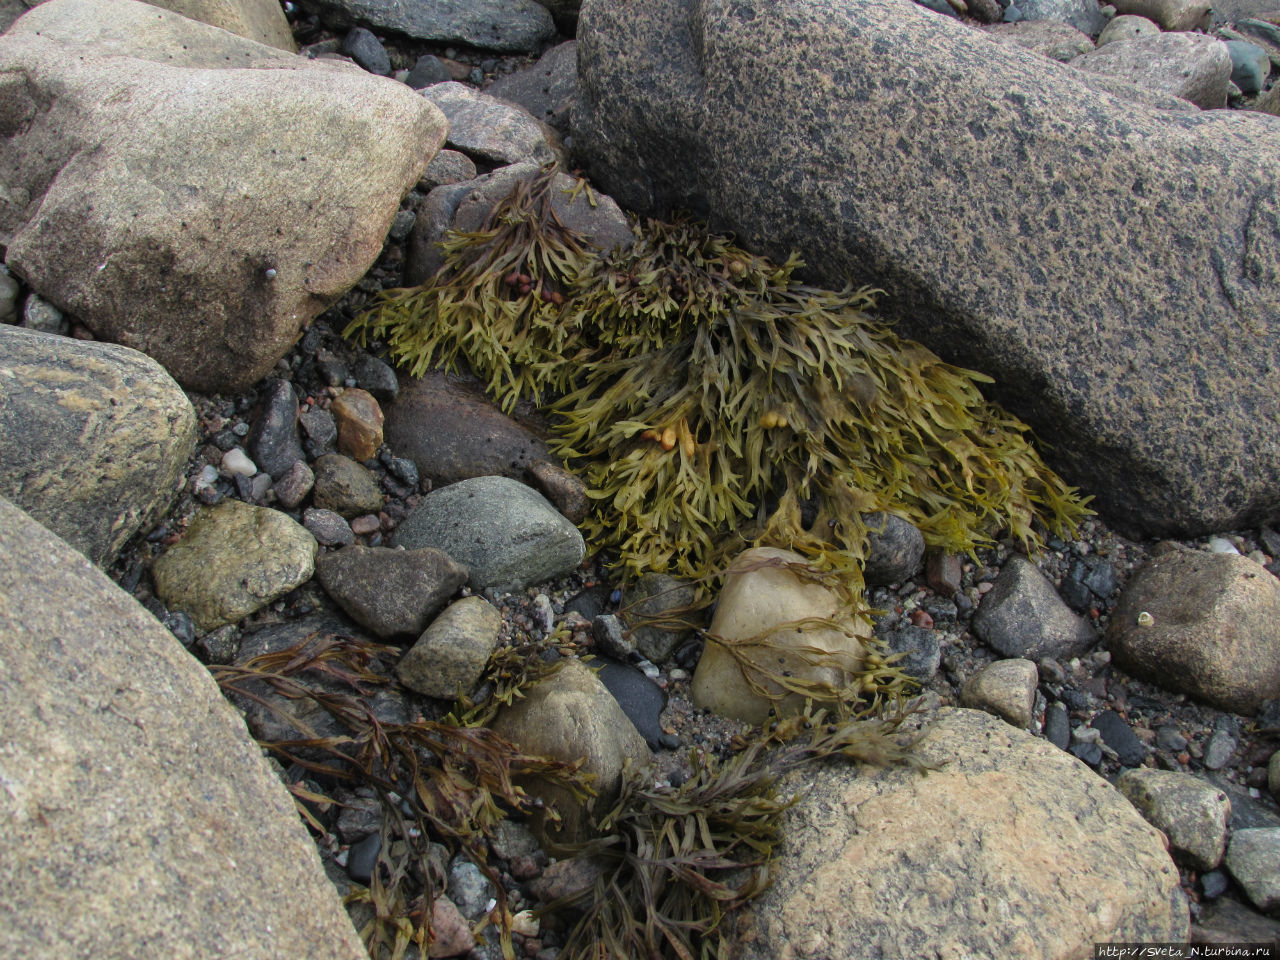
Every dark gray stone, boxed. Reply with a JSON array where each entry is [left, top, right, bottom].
[[392, 476, 585, 592], [303, 507, 355, 547], [352, 353, 399, 402], [300, 0, 556, 52], [620, 573, 700, 664], [314, 544, 468, 638], [248, 378, 305, 479], [1070, 741, 1103, 766], [406, 54, 453, 89], [488, 40, 578, 134], [973, 556, 1096, 660], [572, 0, 1280, 538], [1093, 709, 1148, 766], [593, 657, 667, 750], [346, 833, 381, 884], [341, 26, 390, 75], [300, 406, 338, 458], [1044, 701, 1071, 749], [861, 512, 926, 586], [1017, 0, 1105, 33], [881, 625, 941, 683]]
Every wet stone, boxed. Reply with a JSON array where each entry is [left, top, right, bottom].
[[347, 833, 381, 884], [351, 354, 398, 402], [593, 656, 667, 750], [973, 556, 1096, 661], [861, 512, 925, 586], [1093, 710, 1149, 767], [248, 378, 304, 479], [299, 406, 337, 458], [312, 454, 384, 519], [880, 625, 941, 683], [1044, 702, 1071, 750]]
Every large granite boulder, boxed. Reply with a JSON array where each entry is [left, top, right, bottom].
[[7, 0, 295, 47], [731, 708, 1187, 957], [0, 495, 366, 959], [0, 0, 446, 393], [573, 0, 1280, 537], [0, 326, 196, 567]]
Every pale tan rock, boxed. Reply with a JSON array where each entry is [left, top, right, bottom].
[[397, 596, 502, 699], [142, 0, 295, 50], [330, 387, 384, 463], [960, 658, 1038, 728], [151, 500, 317, 631], [489, 658, 649, 844], [0, 326, 195, 567], [0, 495, 366, 960], [427, 895, 475, 958], [0, 0, 445, 393], [1097, 13, 1162, 46], [1106, 544, 1280, 714], [1111, 0, 1212, 30], [1118, 769, 1231, 870], [731, 708, 1188, 958], [692, 546, 868, 726]]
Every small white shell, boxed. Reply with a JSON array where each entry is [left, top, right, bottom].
[[1136, 611, 1154, 627]]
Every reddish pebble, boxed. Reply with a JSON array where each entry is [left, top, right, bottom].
[[350, 514, 380, 536], [909, 608, 934, 629], [1177, 752, 1191, 766]]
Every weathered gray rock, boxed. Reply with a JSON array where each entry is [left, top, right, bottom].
[[405, 162, 634, 285], [0, 264, 19, 323], [311, 453, 384, 519], [1226, 39, 1272, 94], [982, 20, 1095, 60], [0, 0, 445, 393], [488, 40, 578, 134], [273, 459, 315, 509], [1016, 0, 1107, 34], [731, 708, 1187, 957], [1225, 828, 1280, 911], [1192, 897, 1280, 949], [0, 495, 366, 960], [620, 572, 699, 664], [1071, 33, 1232, 108], [973, 555, 1096, 660], [692, 546, 868, 725], [303, 507, 355, 547], [1118, 769, 1231, 870], [296, 0, 556, 52], [151, 500, 317, 632], [1111, 0, 1213, 30], [314, 544, 467, 638], [1096, 14, 1161, 46], [420, 82, 564, 166], [861, 512, 925, 586], [0, 326, 196, 567], [1106, 545, 1280, 714], [419, 149, 477, 189], [489, 658, 649, 843], [396, 596, 502, 699], [960, 658, 1038, 728], [393, 476, 585, 592], [19, 292, 65, 334], [573, 0, 1280, 537], [880, 623, 942, 682]]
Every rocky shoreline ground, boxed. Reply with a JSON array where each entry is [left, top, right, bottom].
[[3, 0, 1280, 957]]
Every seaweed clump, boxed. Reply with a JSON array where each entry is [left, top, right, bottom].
[[347, 165, 1089, 596]]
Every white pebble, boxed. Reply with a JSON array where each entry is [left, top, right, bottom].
[[511, 909, 539, 938], [221, 447, 257, 477], [668, 668, 688, 681], [532, 593, 556, 634], [1072, 725, 1102, 745], [1208, 537, 1240, 555], [194, 464, 219, 490]]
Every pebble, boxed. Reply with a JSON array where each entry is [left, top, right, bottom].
[[311, 453, 384, 518], [1070, 742, 1104, 767], [299, 406, 338, 458], [347, 833, 381, 884], [0, 264, 19, 323], [352, 354, 400, 401], [593, 656, 667, 749], [448, 855, 496, 919], [1092, 710, 1148, 767], [1209, 536, 1241, 554], [1204, 730, 1237, 771], [221, 447, 257, 477], [406, 54, 453, 88], [592, 613, 634, 659], [272, 459, 314, 509], [1225, 828, 1280, 911], [303, 507, 356, 547], [349, 514, 380, 536], [247, 379, 304, 479], [330, 388, 384, 463], [342, 26, 390, 76], [21, 293, 66, 334], [1043, 702, 1071, 750]]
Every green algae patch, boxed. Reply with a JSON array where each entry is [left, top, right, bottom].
[[348, 164, 1089, 597]]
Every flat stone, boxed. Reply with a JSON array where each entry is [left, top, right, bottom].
[[151, 500, 317, 631], [0, 494, 366, 960], [1225, 828, 1280, 911], [1071, 33, 1232, 109], [0, 0, 445, 393], [861, 512, 925, 586], [395, 595, 501, 699], [295, 0, 557, 52], [730, 708, 1188, 957], [1111, 0, 1213, 29], [0, 326, 196, 567], [247, 378, 304, 480], [572, 0, 1280, 536], [311, 453, 384, 519], [488, 40, 578, 134], [1118, 769, 1231, 870], [960, 658, 1038, 728], [420, 82, 562, 167], [314, 544, 468, 639], [392, 476, 585, 593], [273, 459, 315, 509], [1106, 545, 1280, 714], [973, 555, 1096, 660], [691, 546, 868, 726], [489, 658, 649, 844], [330, 388, 384, 463]]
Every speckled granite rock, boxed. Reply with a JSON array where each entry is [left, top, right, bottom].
[[296, 0, 556, 52], [419, 82, 564, 167], [1071, 33, 1232, 109], [0, 495, 366, 960], [973, 555, 1096, 660], [396, 595, 502, 698], [151, 500, 317, 631], [1107, 545, 1280, 714], [0, 0, 444, 393], [730, 708, 1188, 958], [1118, 768, 1231, 870], [0, 326, 196, 567], [573, 0, 1280, 537], [960, 658, 1038, 728], [314, 544, 467, 638]]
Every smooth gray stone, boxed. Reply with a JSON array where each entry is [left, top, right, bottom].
[[298, 0, 556, 52]]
